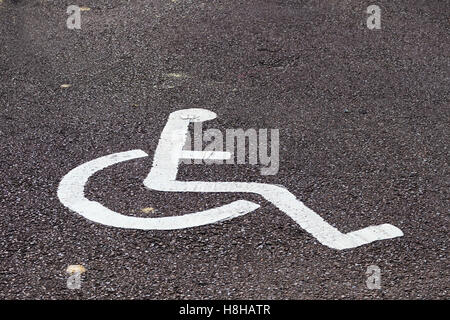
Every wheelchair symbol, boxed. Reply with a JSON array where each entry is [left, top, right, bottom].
[[58, 108, 403, 250]]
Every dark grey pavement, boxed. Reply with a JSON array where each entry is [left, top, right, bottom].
[[0, 0, 448, 299]]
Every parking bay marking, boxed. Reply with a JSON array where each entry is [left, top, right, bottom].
[[58, 108, 403, 250]]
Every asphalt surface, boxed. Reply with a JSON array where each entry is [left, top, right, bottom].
[[0, 0, 448, 299]]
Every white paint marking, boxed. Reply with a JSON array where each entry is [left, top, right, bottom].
[[143, 108, 403, 250], [181, 150, 231, 160], [57, 150, 259, 230], [58, 108, 403, 250]]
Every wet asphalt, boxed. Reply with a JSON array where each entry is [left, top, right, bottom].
[[0, 0, 448, 299]]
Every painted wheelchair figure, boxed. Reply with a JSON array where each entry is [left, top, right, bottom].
[[58, 109, 403, 250]]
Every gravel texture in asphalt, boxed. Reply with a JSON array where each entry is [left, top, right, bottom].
[[0, 0, 448, 299]]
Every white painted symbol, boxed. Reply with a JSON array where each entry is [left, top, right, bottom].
[[58, 109, 403, 250]]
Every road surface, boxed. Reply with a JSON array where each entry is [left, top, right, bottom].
[[0, 0, 448, 299]]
